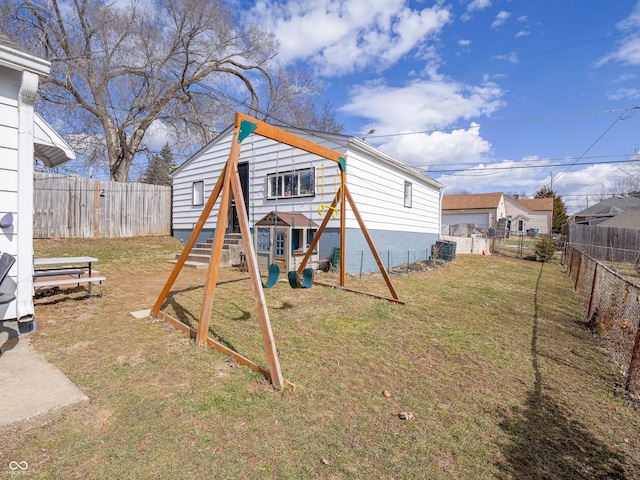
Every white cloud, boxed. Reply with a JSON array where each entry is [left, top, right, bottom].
[[597, 2, 640, 66], [378, 124, 492, 167], [491, 10, 510, 29], [245, 0, 451, 76], [515, 30, 530, 38], [432, 158, 547, 195], [494, 52, 519, 63], [607, 87, 640, 101], [467, 0, 492, 12], [140, 120, 175, 151], [341, 78, 503, 132], [340, 77, 503, 167]]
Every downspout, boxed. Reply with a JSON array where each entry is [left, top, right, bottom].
[[16, 70, 40, 322], [439, 187, 444, 239]]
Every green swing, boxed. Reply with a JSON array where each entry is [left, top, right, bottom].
[[287, 267, 314, 289], [262, 263, 280, 289]]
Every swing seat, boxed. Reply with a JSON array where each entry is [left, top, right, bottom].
[[288, 268, 314, 289], [262, 264, 280, 289]]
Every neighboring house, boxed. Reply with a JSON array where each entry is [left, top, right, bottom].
[[573, 196, 640, 226], [596, 209, 640, 229], [172, 123, 445, 273], [441, 192, 507, 235], [0, 35, 75, 337], [504, 196, 553, 235], [442, 192, 553, 236]]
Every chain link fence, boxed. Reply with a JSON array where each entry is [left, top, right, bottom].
[[326, 246, 455, 277], [564, 244, 640, 397]]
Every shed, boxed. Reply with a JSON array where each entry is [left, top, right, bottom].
[[0, 35, 75, 337], [172, 123, 444, 273]]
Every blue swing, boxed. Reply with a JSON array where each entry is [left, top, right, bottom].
[[287, 267, 314, 289], [262, 263, 280, 289]]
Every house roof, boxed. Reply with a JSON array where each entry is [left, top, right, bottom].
[[518, 197, 553, 212], [597, 210, 640, 228], [34, 113, 76, 167], [442, 192, 503, 210], [573, 196, 640, 217], [255, 211, 318, 228], [0, 34, 50, 76]]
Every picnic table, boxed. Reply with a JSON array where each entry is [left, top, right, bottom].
[[33, 256, 105, 296]]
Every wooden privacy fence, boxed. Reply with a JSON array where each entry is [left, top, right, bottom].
[[34, 172, 171, 238], [569, 223, 640, 262]]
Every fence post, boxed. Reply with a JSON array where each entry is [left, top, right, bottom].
[[587, 263, 598, 321], [407, 251, 410, 273], [574, 251, 583, 290], [359, 250, 364, 278], [626, 328, 640, 396]]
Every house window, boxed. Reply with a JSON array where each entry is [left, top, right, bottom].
[[267, 168, 315, 199], [404, 181, 412, 208], [192, 181, 204, 206], [257, 228, 270, 252], [517, 218, 525, 232]]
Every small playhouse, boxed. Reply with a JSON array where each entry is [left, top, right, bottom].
[[254, 211, 320, 273]]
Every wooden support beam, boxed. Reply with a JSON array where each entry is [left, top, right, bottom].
[[154, 310, 272, 379], [230, 163, 284, 389], [339, 171, 346, 287], [312, 281, 405, 305], [344, 186, 401, 302], [196, 135, 241, 345], [235, 113, 344, 165], [297, 190, 341, 274], [150, 164, 227, 318]]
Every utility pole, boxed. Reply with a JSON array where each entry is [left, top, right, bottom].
[[550, 170, 553, 191]]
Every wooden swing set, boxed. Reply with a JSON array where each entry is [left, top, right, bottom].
[[150, 112, 403, 389]]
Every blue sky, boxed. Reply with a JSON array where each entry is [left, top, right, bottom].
[[238, 0, 640, 213]]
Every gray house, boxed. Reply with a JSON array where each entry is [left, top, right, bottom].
[[573, 196, 640, 226]]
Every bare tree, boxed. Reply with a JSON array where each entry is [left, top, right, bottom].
[[2, 0, 278, 181], [259, 67, 343, 133]]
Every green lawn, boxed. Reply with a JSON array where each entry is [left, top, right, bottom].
[[2, 237, 639, 479]]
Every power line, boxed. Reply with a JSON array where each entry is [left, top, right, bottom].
[[366, 106, 637, 139], [429, 157, 638, 175]]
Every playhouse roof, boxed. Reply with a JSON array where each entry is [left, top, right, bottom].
[[255, 211, 318, 228]]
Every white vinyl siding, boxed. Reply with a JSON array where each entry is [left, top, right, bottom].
[[171, 126, 442, 237]]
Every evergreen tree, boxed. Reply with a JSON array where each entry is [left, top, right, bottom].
[[142, 143, 177, 186], [534, 186, 568, 233]]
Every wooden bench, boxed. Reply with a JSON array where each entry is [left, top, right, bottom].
[[33, 276, 106, 297]]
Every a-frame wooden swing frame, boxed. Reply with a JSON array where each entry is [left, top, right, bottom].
[[150, 112, 403, 389]]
